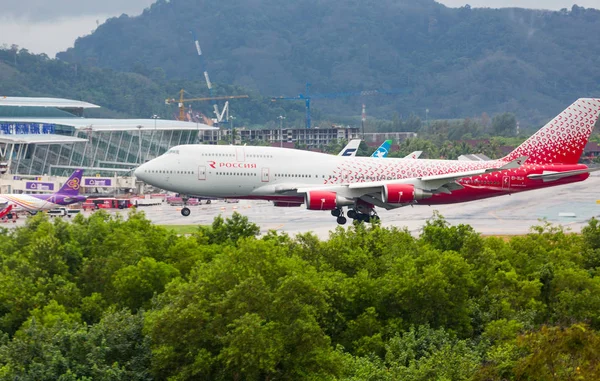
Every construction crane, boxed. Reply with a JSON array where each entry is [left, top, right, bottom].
[[271, 82, 410, 129], [190, 31, 219, 117], [165, 89, 248, 122], [190, 30, 248, 125]]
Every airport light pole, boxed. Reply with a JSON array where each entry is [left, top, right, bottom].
[[278, 115, 286, 147], [229, 116, 236, 145], [152, 114, 160, 130], [137, 125, 143, 164]]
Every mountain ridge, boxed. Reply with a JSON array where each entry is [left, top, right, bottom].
[[5, 1, 600, 127]]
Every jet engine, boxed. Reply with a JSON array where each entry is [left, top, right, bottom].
[[382, 184, 432, 204], [304, 191, 353, 210]]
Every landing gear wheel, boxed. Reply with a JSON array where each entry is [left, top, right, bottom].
[[331, 208, 342, 217], [347, 209, 358, 219], [206, 199, 211, 204], [181, 207, 191, 217], [371, 214, 380, 222], [29, 211, 38, 216], [336, 216, 347, 225]]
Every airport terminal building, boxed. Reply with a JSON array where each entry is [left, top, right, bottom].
[[0, 97, 215, 177]]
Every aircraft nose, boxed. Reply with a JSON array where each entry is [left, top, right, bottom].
[[134, 163, 148, 182]]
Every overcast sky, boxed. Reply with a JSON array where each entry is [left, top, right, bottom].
[[0, 0, 598, 57]]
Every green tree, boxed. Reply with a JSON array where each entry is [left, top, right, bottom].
[[219, 313, 284, 380], [492, 113, 517, 136], [112, 257, 180, 311], [515, 324, 600, 380], [199, 212, 260, 245]]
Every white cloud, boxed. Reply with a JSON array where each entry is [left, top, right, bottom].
[[0, 0, 154, 21], [0, 15, 111, 57], [0, 0, 154, 57]]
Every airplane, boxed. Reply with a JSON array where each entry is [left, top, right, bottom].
[[134, 98, 600, 224], [372, 139, 422, 159], [372, 139, 392, 158], [338, 139, 361, 156], [340, 139, 409, 159], [340, 139, 412, 159], [0, 169, 87, 217]]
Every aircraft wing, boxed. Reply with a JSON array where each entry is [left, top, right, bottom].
[[347, 156, 525, 192], [288, 156, 526, 209]]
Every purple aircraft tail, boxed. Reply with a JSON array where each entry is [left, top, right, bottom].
[[57, 169, 83, 196]]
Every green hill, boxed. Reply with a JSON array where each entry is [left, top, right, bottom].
[[53, 0, 600, 127], [0, 49, 307, 127]]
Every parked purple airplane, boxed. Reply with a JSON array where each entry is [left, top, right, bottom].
[[0, 169, 87, 216]]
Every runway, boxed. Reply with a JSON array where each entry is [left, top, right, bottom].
[[4, 174, 600, 239], [115, 173, 600, 238]]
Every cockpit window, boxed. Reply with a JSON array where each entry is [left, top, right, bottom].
[[166, 149, 180, 155]]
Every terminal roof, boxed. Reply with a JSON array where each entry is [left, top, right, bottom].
[[0, 134, 87, 145], [0, 96, 100, 109], [0, 118, 216, 131]]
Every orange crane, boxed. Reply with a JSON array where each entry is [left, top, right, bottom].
[[165, 89, 248, 122]]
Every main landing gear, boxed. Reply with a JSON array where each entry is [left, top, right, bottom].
[[347, 209, 379, 223], [331, 208, 347, 225], [331, 201, 380, 224], [331, 207, 380, 225]]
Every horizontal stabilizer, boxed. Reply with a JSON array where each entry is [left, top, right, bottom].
[[494, 156, 528, 171], [527, 167, 600, 182], [404, 151, 423, 159]]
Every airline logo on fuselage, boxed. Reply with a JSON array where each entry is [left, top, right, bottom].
[[208, 161, 257, 169]]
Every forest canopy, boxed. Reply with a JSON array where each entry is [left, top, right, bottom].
[[1, 210, 600, 379]]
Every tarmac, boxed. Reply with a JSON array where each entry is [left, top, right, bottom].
[[4, 174, 600, 239]]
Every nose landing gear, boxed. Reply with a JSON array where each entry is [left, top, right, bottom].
[[180, 195, 192, 217]]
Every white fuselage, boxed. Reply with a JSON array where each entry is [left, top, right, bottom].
[[135, 144, 504, 200], [0, 194, 62, 213]]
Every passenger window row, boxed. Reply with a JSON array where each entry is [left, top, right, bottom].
[[199, 153, 274, 158], [201, 153, 235, 157], [275, 174, 319, 178], [145, 170, 194, 174], [216, 172, 257, 177]]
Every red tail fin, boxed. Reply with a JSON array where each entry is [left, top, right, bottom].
[[502, 98, 600, 165], [0, 205, 13, 218]]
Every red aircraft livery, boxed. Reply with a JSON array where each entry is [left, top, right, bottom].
[[135, 98, 600, 224]]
